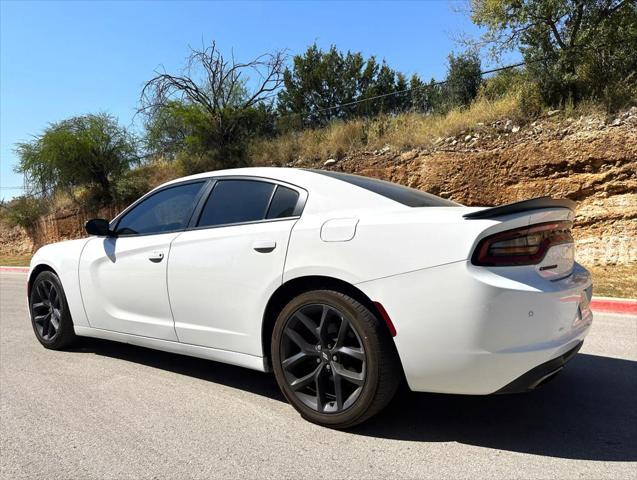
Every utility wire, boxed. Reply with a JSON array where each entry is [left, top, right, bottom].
[[311, 61, 528, 115]]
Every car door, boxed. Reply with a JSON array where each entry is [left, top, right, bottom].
[[79, 180, 207, 340], [167, 177, 306, 356]]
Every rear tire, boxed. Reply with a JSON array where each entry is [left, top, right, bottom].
[[29, 271, 76, 350], [272, 290, 400, 428]]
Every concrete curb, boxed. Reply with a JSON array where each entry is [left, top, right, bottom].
[[1, 265, 636, 315]]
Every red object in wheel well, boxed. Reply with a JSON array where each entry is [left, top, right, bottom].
[[373, 301, 397, 337]]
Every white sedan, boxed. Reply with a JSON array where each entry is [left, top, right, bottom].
[[28, 167, 593, 428]]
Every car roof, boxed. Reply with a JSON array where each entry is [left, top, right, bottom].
[[156, 167, 405, 215], [160, 166, 320, 188]]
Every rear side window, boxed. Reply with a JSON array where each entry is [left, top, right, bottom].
[[114, 182, 205, 235], [266, 186, 299, 219], [313, 170, 459, 207], [197, 180, 275, 227]]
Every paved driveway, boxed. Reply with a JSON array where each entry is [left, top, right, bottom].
[[1, 271, 635, 479]]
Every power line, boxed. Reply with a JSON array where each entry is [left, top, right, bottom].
[[311, 61, 528, 115]]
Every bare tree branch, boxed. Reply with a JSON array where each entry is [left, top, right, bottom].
[[140, 41, 287, 118]]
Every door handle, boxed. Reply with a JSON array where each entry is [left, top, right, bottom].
[[148, 251, 165, 262], [253, 240, 277, 253]]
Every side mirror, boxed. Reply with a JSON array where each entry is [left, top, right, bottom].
[[85, 218, 114, 237]]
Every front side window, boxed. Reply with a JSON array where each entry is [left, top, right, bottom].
[[114, 182, 205, 235], [197, 180, 276, 227]]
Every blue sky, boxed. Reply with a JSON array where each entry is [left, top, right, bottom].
[[1, 0, 506, 201]]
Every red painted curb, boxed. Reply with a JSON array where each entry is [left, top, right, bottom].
[[590, 298, 637, 315], [0, 266, 29, 273]]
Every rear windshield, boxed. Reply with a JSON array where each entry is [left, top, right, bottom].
[[312, 170, 460, 207]]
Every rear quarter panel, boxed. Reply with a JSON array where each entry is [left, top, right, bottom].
[[284, 208, 496, 284]]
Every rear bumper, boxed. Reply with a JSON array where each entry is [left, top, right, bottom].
[[357, 261, 593, 394], [495, 340, 583, 394]]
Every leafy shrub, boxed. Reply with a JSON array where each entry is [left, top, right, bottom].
[[479, 69, 527, 100], [112, 159, 185, 205], [113, 171, 152, 206], [2, 196, 49, 231], [479, 69, 543, 118], [518, 82, 545, 118]]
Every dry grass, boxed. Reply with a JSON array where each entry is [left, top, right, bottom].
[[587, 265, 637, 299], [0, 255, 31, 267], [250, 94, 524, 165]]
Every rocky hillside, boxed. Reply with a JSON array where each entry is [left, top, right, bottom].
[[2, 108, 635, 293], [298, 108, 637, 268]]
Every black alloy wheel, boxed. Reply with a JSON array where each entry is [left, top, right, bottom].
[[30, 271, 76, 349], [31, 278, 62, 341], [272, 290, 401, 429], [280, 303, 366, 413]]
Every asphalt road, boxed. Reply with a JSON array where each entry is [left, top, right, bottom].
[[1, 271, 636, 479]]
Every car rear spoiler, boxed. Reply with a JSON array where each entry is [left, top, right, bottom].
[[463, 196, 576, 220]]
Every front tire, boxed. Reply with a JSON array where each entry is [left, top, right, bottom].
[[272, 290, 400, 428], [29, 271, 76, 349]]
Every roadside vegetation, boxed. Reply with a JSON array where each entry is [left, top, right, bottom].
[[249, 90, 527, 165]]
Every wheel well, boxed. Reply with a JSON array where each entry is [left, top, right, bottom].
[[261, 275, 393, 368], [28, 264, 56, 297]]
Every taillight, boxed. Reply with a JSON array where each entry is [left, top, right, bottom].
[[471, 221, 573, 266]]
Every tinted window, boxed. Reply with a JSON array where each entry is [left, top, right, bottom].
[[266, 186, 299, 219], [197, 180, 275, 227], [115, 182, 205, 235], [313, 170, 460, 207]]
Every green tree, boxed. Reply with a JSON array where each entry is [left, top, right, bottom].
[[409, 75, 447, 113], [445, 52, 483, 108], [277, 44, 409, 127], [471, 0, 637, 107], [140, 41, 284, 173], [15, 113, 137, 205], [144, 101, 276, 167]]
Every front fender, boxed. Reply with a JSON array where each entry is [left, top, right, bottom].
[[29, 238, 91, 328]]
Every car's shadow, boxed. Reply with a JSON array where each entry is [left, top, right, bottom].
[[71, 339, 636, 462]]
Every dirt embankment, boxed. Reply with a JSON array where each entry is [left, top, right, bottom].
[[0, 206, 121, 261], [305, 108, 637, 269]]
